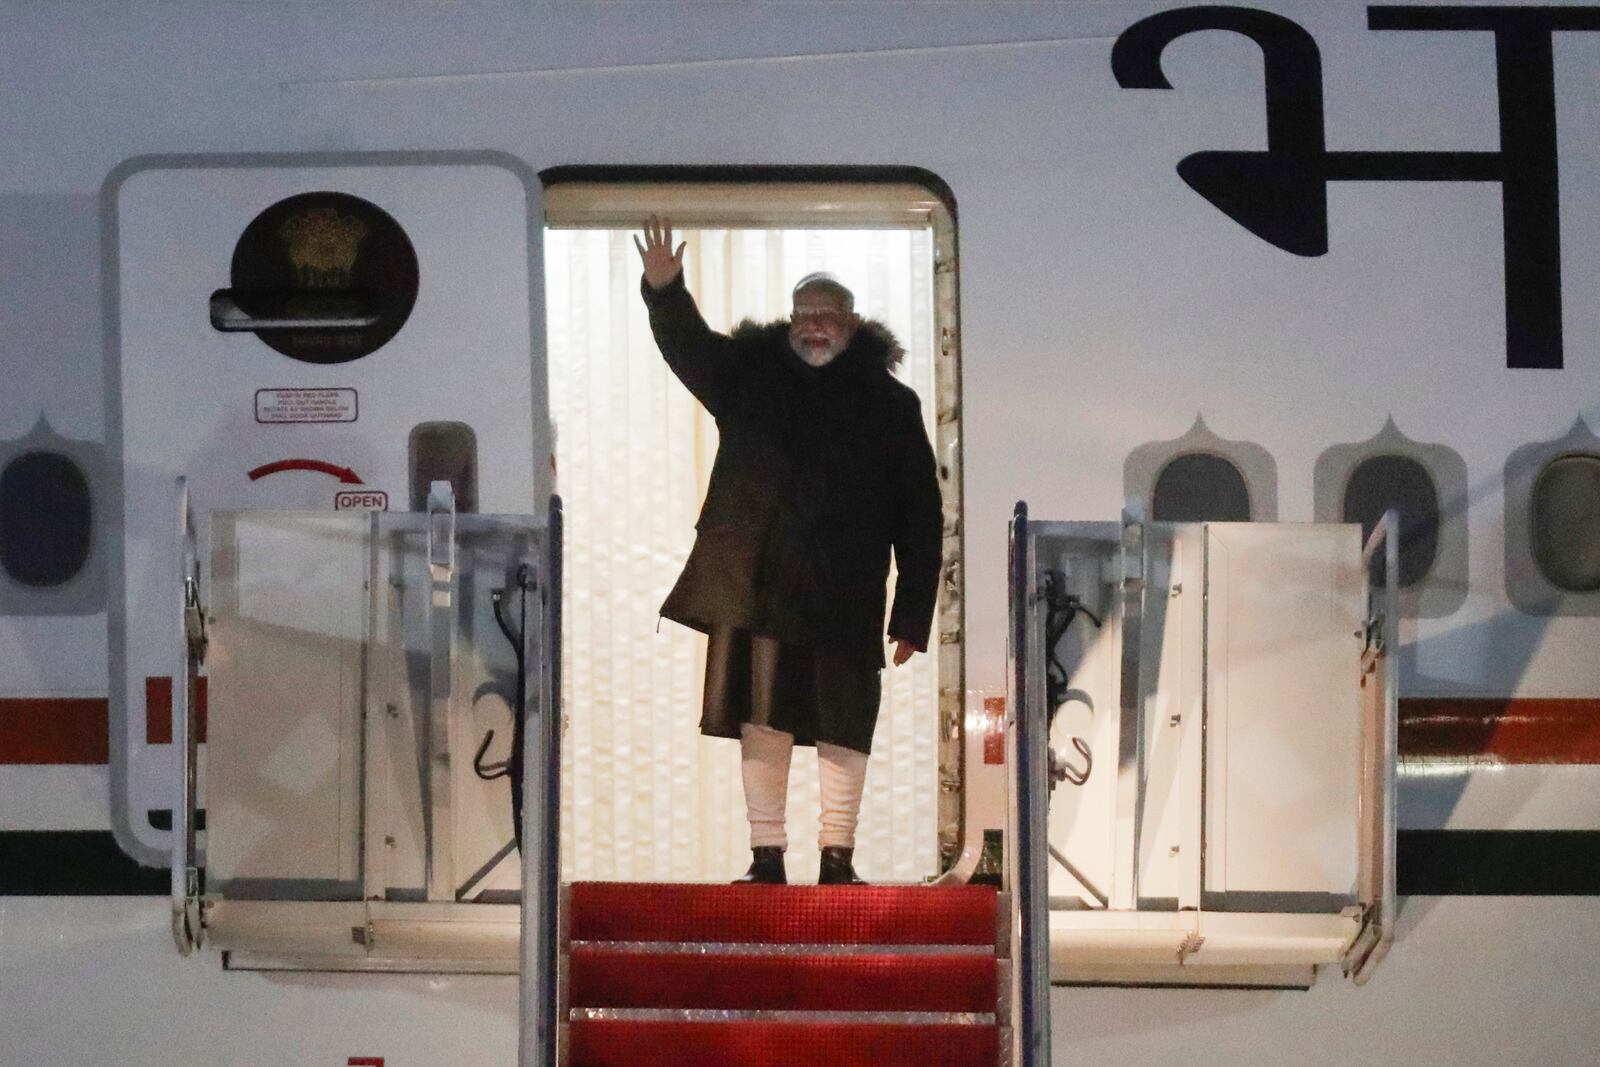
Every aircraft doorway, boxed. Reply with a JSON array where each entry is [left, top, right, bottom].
[[543, 176, 964, 884]]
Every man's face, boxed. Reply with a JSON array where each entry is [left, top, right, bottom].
[[789, 289, 857, 367]]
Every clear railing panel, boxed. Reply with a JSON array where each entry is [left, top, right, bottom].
[[178, 503, 556, 973], [1007, 503, 1398, 993]]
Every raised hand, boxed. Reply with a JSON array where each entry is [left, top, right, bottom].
[[634, 214, 686, 290]]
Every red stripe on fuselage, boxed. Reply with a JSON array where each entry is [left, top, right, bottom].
[[0, 698, 108, 764], [2, 695, 1599, 765], [144, 676, 206, 747], [0, 679, 208, 764], [144, 677, 172, 744], [1400, 697, 1600, 764]]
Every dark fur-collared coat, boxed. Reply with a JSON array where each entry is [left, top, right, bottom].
[[643, 273, 943, 669]]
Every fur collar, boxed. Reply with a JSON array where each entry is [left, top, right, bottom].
[[732, 317, 905, 372]]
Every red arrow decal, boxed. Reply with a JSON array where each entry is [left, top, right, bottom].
[[247, 459, 364, 485]]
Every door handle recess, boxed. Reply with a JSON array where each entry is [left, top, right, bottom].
[[209, 289, 380, 331]]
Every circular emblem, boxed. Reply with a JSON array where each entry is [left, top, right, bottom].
[[230, 191, 419, 364]]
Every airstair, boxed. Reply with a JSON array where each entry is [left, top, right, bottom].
[[168, 492, 1394, 1067], [561, 882, 1001, 1067], [167, 491, 1031, 1064]]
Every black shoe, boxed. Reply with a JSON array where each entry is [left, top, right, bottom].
[[819, 846, 868, 886], [734, 846, 786, 884]]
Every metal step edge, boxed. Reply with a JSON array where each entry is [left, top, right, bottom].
[[566, 940, 994, 956], [570, 1008, 997, 1026]]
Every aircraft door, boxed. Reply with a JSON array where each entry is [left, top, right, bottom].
[[105, 153, 549, 868]]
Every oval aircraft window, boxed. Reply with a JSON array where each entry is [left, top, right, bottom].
[[1531, 454, 1600, 593], [1342, 454, 1440, 588], [1151, 452, 1250, 522], [0, 451, 92, 588], [229, 191, 419, 364], [409, 421, 478, 513]]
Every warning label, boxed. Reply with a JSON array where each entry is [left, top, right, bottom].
[[256, 388, 359, 424], [335, 490, 389, 511]]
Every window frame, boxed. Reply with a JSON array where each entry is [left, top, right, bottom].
[[1124, 414, 1279, 523], [1529, 452, 1600, 594], [0, 418, 106, 616], [1150, 451, 1253, 523], [1504, 419, 1600, 617], [1312, 419, 1467, 619], [0, 448, 94, 589], [1340, 453, 1443, 591]]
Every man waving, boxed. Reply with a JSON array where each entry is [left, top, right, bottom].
[[637, 216, 943, 886]]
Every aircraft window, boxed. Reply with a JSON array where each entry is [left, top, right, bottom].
[[1342, 454, 1440, 588], [409, 422, 478, 513], [0, 450, 92, 588], [1531, 454, 1600, 593], [1151, 453, 1250, 522]]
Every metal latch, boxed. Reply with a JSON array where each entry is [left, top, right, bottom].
[[183, 575, 207, 663], [427, 480, 457, 606]]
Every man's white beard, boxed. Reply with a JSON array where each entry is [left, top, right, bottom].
[[795, 339, 843, 367]]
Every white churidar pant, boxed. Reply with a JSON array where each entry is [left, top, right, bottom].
[[740, 722, 869, 850]]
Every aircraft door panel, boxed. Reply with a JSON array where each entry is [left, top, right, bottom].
[[1135, 525, 1203, 909], [1202, 524, 1363, 908], [106, 153, 547, 866], [206, 512, 365, 897]]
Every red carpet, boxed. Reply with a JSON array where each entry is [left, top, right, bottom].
[[566, 883, 1002, 1067]]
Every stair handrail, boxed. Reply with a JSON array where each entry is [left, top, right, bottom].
[[519, 495, 564, 1067], [170, 476, 204, 956], [1349, 508, 1399, 984], [1007, 501, 1052, 1067]]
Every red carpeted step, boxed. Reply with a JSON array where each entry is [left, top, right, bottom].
[[568, 1020, 999, 1067], [568, 883, 998, 946], [570, 946, 997, 1013]]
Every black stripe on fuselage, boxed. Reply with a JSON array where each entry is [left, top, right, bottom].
[[0, 831, 166, 895], [1397, 830, 1600, 895], [3, 830, 1600, 896]]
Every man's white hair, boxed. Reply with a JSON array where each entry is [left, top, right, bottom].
[[792, 272, 855, 314]]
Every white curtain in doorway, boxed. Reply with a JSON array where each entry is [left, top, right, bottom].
[[546, 227, 939, 884]]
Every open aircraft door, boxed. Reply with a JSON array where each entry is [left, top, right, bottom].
[[1007, 503, 1398, 992], [104, 153, 558, 973]]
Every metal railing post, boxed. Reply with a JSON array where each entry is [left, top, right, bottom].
[[519, 496, 563, 1067], [1008, 501, 1052, 1066], [170, 476, 203, 955], [424, 481, 459, 902], [1351, 509, 1399, 983], [1111, 505, 1146, 910]]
